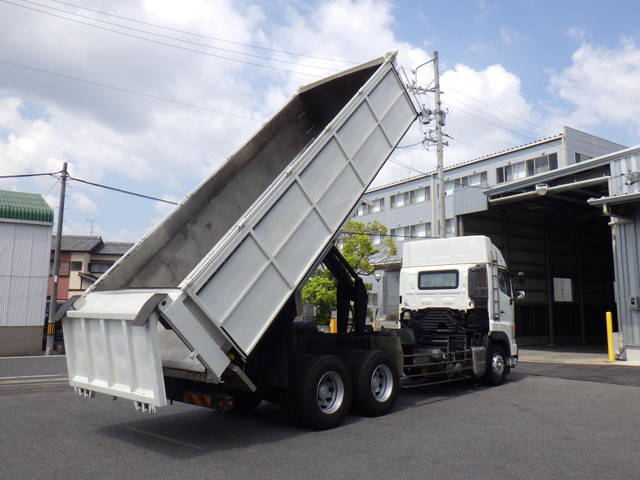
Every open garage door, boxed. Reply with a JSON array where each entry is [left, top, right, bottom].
[[460, 164, 616, 347]]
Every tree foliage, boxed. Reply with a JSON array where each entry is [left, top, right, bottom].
[[301, 220, 396, 322]]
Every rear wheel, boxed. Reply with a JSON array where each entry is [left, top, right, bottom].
[[349, 350, 399, 417], [291, 354, 352, 430], [484, 345, 508, 386]]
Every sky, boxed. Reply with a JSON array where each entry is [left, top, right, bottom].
[[1, 0, 639, 242]]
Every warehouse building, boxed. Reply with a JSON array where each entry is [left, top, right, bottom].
[[0, 190, 53, 354], [356, 127, 640, 359]]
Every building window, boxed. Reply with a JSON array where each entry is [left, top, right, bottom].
[[574, 152, 592, 163], [444, 172, 488, 195], [445, 218, 455, 237], [391, 186, 430, 209], [89, 262, 114, 274], [391, 222, 431, 242], [70, 261, 83, 271], [390, 226, 406, 241], [371, 198, 384, 213], [410, 186, 430, 204], [355, 203, 368, 217], [371, 234, 382, 245], [368, 293, 378, 306], [390, 192, 409, 208], [496, 153, 558, 184]]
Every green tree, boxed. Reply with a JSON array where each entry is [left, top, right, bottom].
[[301, 220, 396, 322]]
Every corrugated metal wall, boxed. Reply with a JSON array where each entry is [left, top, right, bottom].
[[0, 221, 52, 327], [609, 153, 640, 348], [612, 215, 640, 346], [610, 152, 640, 197]]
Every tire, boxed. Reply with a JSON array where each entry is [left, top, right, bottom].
[[483, 344, 508, 386], [349, 350, 399, 416], [230, 391, 262, 413], [291, 355, 352, 430]]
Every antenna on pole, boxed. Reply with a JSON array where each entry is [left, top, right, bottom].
[[86, 218, 96, 235]]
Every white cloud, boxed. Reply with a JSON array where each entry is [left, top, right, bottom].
[[0, 0, 542, 239], [549, 40, 640, 137]]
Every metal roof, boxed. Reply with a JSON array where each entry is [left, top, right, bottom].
[[0, 190, 54, 223]]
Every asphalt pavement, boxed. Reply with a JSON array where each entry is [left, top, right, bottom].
[[1, 361, 640, 480]]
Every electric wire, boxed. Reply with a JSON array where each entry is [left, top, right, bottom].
[[68, 176, 179, 205], [47, 0, 358, 65], [0, 0, 324, 77], [0, 58, 261, 121], [0, 171, 59, 179], [444, 96, 537, 142], [17, 0, 341, 73], [445, 93, 541, 140], [446, 85, 557, 136]]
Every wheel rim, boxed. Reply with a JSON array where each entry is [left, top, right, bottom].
[[316, 371, 344, 414], [370, 364, 393, 403], [491, 352, 505, 377]]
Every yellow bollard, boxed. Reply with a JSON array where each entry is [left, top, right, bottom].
[[606, 311, 615, 362], [329, 318, 337, 334]]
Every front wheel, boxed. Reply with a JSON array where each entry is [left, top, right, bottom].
[[292, 355, 352, 430], [483, 345, 508, 386]]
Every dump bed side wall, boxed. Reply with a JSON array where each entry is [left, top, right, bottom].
[[185, 61, 416, 355], [93, 66, 380, 291]]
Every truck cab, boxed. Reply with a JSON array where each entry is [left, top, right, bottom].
[[398, 235, 518, 385]]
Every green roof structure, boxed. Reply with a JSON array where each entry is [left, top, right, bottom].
[[0, 190, 54, 223]]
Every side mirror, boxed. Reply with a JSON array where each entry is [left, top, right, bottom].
[[515, 290, 525, 301], [514, 271, 525, 286]]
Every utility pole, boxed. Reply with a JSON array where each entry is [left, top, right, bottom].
[[46, 162, 68, 355], [433, 51, 446, 238]]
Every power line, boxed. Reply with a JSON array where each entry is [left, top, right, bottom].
[[446, 85, 556, 135], [47, 0, 358, 65], [0, 171, 58, 179], [444, 97, 537, 142], [68, 175, 179, 205], [17, 0, 340, 73], [445, 94, 540, 140], [444, 134, 488, 155], [0, 58, 261, 121], [1, 0, 324, 78]]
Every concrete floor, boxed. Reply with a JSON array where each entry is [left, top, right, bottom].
[[519, 345, 617, 365]]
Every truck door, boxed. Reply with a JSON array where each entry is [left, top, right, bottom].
[[497, 268, 514, 326]]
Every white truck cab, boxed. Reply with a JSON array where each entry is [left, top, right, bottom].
[[398, 236, 519, 383]]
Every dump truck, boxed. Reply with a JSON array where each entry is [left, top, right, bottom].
[[60, 52, 517, 430]]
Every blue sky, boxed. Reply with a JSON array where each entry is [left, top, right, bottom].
[[1, 0, 639, 241]]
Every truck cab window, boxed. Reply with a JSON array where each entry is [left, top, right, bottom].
[[498, 269, 511, 297], [418, 270, 458, 289]]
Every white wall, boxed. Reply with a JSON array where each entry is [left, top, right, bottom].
[[0, 220, 52, 327]]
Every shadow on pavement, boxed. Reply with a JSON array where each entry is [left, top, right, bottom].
[[514, 361, 640, 387], [97, 400, 363, 459]]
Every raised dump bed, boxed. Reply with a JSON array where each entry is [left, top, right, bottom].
[[62, 51, 417, 412]]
